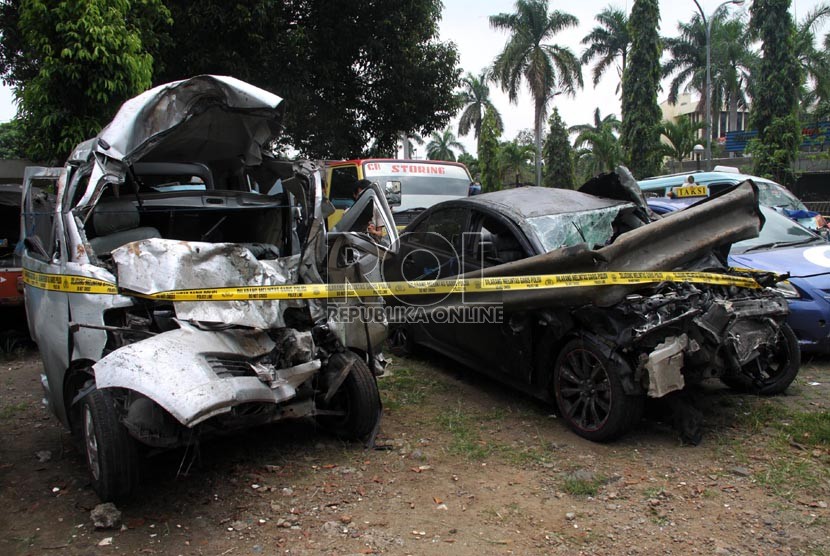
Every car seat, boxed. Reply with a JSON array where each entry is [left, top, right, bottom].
[[88, 199, 161, 255]]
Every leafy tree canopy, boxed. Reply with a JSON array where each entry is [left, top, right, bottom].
[[1, 0, 170, 161], [457, 70, 503, 142], [580, 6, 629, 92], [489, 0, 582, 186], [154, 0, 460, 159], [426, 128, 465, 161], [542, 107, 574, 189], [0, 0, 459, 161], [750, 0, 802, 184], [0, 118, 27, 159], [478, 106, 502, 192], [660, 116, 705, 168], [620, 0, 662, 178]]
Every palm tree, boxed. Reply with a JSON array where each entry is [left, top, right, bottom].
[[793, 3, 830, 113], [580, 6, 629, 94], [426, 128, 465, 161], [568, 107, 621, 138], [663, 8, 754, 141], [457, 71, 503, 142], [497, 140, 535, 186], [490, 0, 583, 187], [660, 116, 706, 170], [571, 108, 622, 176]]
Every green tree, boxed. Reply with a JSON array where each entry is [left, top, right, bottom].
[[542, 108, 575, 189], [0, 119, 27, 159], [3, 0, 169, 161], [663, 8, 754, 146], [580, 6, 629, 94], [457, 71, 503, 142], [620, 0, 662, 178], [793, 3, 830, 114], [489, 0, 583, 187], [153, 0, 460, 158], [426, 128, 465, 161], [660, 116, 706, 169], [749, 0, 802, 185], [497, 140, 534, 186], [478, 107, 502, 192], [457, 152, 480, 178], [571, 108, 622, 176]]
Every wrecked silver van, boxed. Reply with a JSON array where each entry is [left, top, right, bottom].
[[21, 76, 398, 501]]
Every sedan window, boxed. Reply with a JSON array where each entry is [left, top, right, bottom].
[[527, 204, 632, 252]]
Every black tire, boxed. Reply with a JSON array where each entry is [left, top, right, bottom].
[[317, 352, 381, 440], [721, 323, 800, 395], [553, 338, 644, 442], [80, 389, 139, 502]]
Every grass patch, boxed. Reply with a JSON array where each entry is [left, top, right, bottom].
[[785, 411, 830, 447], [733, 399, 791, 433], [755, 457, 823, 500], [642, 486, 665, 499], [434, 405, 495, 460], [561, 476, 604, 497], [0, 402, 28, 420], [378, 362, 445, 411]]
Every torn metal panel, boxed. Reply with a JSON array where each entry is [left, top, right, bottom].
[[96, 75, 283, 165], [112, 239, 302, 329], [93, 323, 319, 426]]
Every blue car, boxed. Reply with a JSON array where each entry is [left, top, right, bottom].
[[649, 197, 830, 353]]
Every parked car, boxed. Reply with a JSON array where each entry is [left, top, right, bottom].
[[0, 184, 26, 308], [649, 196, 830, 354], [638, 169, 827, 232], [384, 170, 799, 442], [21, 76, 398, 501]]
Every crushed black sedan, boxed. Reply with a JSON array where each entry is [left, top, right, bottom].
[[384, 169, 799, 442]]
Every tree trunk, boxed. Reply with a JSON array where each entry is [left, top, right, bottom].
[[534, 98, 544, 187]]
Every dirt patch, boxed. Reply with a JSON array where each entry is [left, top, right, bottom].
[[1, 348, 828, 555]]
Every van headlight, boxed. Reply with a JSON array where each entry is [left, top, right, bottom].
[[770, 281, 800, 299]]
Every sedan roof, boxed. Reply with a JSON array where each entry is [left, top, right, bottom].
[[461, 186, 630, 219]]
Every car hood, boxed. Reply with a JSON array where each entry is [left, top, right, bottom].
[[730, 243, 830, 278], [86, 75, 284, 166]]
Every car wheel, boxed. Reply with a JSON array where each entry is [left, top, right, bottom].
[[81, 389, 139, 501], [553, 338, 644, 442], [721, 323, 800, 395], [317, 352, 381, 440]]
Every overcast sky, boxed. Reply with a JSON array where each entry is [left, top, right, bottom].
[[438, 0, 827, 155], [0, 0, 825, 157]]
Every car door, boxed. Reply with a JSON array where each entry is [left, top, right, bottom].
[[388, 206, 469, 354], [455, 209, 536, 384], [327, 184, 399, 354], [20, 166, 71, 423]]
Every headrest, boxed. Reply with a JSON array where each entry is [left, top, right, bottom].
[[93, 200, 140, 236]]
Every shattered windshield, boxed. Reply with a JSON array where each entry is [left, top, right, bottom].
[[756, 181, 805, 211], [527, 204, 633, 252]]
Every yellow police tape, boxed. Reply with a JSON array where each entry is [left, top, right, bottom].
[[22, 268, 764, 302]]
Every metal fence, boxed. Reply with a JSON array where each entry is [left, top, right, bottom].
[[803, 201, 830, 215]]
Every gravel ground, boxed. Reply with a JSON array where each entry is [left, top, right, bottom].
[[1, 344, 828, 555]]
